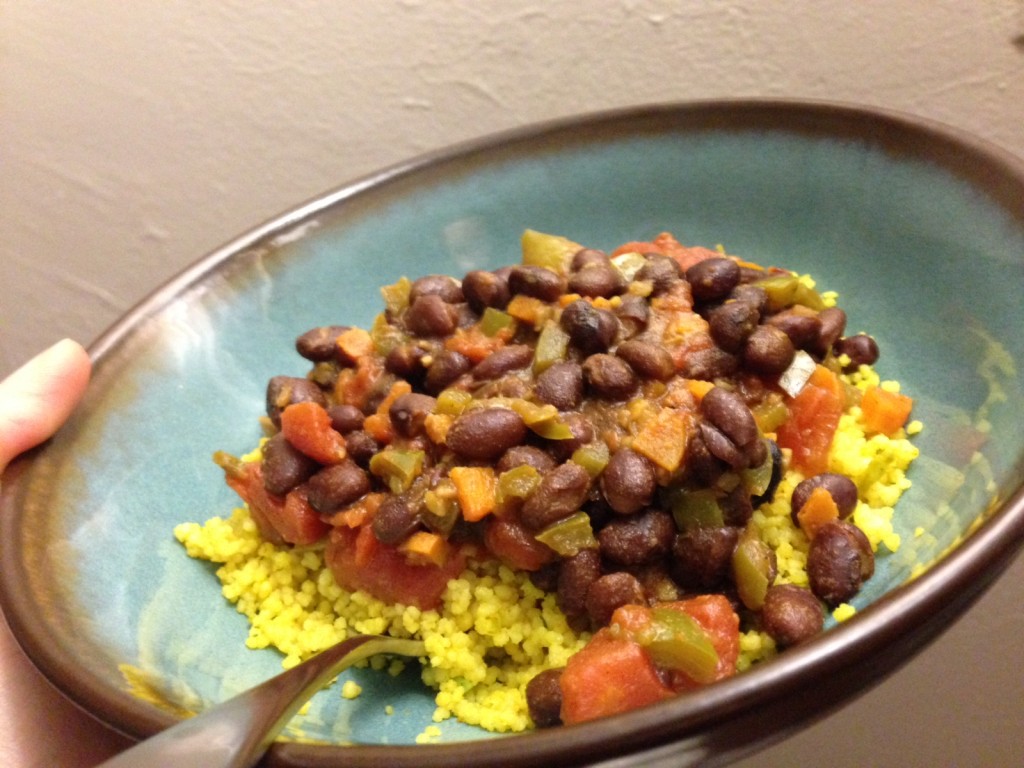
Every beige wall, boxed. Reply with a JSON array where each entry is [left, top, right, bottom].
[[3, 2, 1023, 765]]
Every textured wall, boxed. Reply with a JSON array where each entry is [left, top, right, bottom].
[[2, 2, 1023, 766]]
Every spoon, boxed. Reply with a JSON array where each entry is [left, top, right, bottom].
[[97, 634, 425, 768]]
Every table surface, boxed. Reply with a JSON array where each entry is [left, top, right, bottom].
[[2, 547, 1022, 768]]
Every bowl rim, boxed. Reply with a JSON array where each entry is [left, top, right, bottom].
[[2, 97, 1023, 767]]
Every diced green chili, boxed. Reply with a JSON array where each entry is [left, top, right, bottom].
[[435, 388, 473, 416], [754, 274, 825, 312], [509, 399, 574, 440], [369, 449, 425, 494], [741, 439, 774, 496], [571, 441, 610, 478], [534, 511, 599, 557], [497, 464, 541, 503], [640, 607, 719, 684], [668, 487, 725, 530], [423, 480, 460, 535], [732, 532, 775, 611], [380, 277, 412, 315], [533, 320, 570, 374], [480, 307, 516, 337]]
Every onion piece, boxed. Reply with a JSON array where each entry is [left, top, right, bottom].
[[778, 350, 816, 398]]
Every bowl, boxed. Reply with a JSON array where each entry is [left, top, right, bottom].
[[2, 100, 1023, 767]]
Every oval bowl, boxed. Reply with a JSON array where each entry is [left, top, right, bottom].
[[2, 100, 1023, 767]]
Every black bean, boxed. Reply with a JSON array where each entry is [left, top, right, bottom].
[[521, 462, 592, 530], [790, 473, 859, 527], [508, 265, 566, 302], [385, 343, 427, 380], [389, 392, 438, 438], [743, 325, 796, 374], [814, 307, 847, 356], [632, 563, 685, 604], [586, 572, 646, 627], [526, 668, 564, 728], [699, 422, 747, 469], [615, 294, 650, 337], [557, 548, 602, 618], [529, 561, 561, 593], [306, 460, 372, 514], [635, 254, 682, 294], [766, 308, 821, 350], [560, 300, 617, 354], [670, 526, 741, 590], [582, 353, 638, 400], [423, 350, 471, 394], [295, 325, 350, 362], [472, 344, 533, 381], [371, 494, 422, 545], [682, 428, 727, 486], [496, 445, 558, 474], [446, 408, 527, 461], [686, 258, 741, 303], [404, 294, 458, 337], [807, 520, 874, 605], [568, 264, 626, 298], [834, 333, 879, 369], [261, 432, 319, 496], [343, 430, 379, 468], [761, 584, 825, 647], [327, 404, 365, 434], [700, 386, 759, 452], [679, 345, 739, 380], [597, 508, 676, 566], [461, 270, 511, 313], [571, 248, 611, 271], [409, 274, 463, 304], [708, 301, 760, 353], [266, 375, 327, 427], [473, 374, 530, 400], [600, 448, 656, 515], [614, 339, 675, 381], [534, 361, 584, 410], [721, 484, 756, 527], [729, 284, 769, 315]]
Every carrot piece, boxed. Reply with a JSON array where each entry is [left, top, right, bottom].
[[687, 379, 715, 402], [505, 294, 549, 328], [280, 401, 347, 464], [796, 486, 840, 538], [325, 492, 385, 528], [631, 407, 692, 473], [861, 386, 914, 436], [450, 466, 498, 521], [336, 327, 374, 363], [333, 355, 385, 411], [363, 379, 413, 443], [444, 324, 510, 363], [399, 531, 452, 567]]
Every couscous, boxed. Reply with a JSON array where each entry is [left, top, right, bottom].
[[175, 230, 919, 732]]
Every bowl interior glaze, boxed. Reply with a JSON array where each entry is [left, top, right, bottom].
[[2, 101, 1023, 767]]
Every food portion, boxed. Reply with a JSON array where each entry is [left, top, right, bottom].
[[176, 229, 919, 732]]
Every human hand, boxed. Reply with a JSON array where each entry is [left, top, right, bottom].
[[0, 339, 92, 474]]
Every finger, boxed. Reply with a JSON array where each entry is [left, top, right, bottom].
[[0, 339, 92, 472]]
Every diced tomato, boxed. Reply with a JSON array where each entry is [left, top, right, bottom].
[[776, 365, 845, 475], [325, 525, 466, 610], [559, 629, 674, 724], [445, 323, 512, 363], [483, 516, 555, 571], [280, 401, 347, 465], [225, 462, 329, 546]]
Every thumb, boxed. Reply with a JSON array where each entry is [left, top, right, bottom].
[[0, 339, 92, 473]]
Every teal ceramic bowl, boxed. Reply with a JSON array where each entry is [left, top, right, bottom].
[[2, 101, 1023, 767]]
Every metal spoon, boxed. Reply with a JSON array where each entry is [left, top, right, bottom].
[[97, 635, 425, 768]]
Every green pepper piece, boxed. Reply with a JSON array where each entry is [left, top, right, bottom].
[[520, 229, 582, 275], [753, 274, 824, 312], [732, 532, 775, 611], [668, 488, 725, 530], [534, 511, 599, 557], [640, 607, 720, 684], [509, 399, 574, 440], [479, 307, 516, 337], [435, 388, 473, 416], [370, 313, 407, 357], [369, 449, 425, 494], [497, 464, 541, 503], [423, 479, 460, 535], [380, 276, 412, 315], [533, 320, 570, 374], [571, 441, 610, 478]]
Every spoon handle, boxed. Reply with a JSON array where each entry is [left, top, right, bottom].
[[98, 635, 425, 768]]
